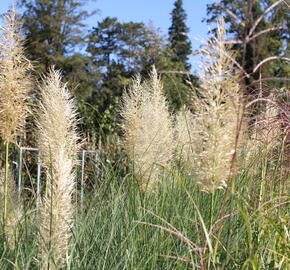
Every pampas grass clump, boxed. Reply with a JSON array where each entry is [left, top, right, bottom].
[[190, 19, 242, 193], [0, 7, 32, 227], [122, 67, 174, 191], [37, 67, 79, 269]]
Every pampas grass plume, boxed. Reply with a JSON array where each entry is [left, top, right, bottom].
[[122, 66, 174, 191], [0, 6, 32, 143], [191, 18, 242, 193], [37, 67, 79, 269], [0, 6, 32, 229]]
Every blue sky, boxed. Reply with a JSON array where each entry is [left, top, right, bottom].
[[0, 0, 213, 71]]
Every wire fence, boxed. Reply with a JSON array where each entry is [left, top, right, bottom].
[[14, 147, 98, 208]]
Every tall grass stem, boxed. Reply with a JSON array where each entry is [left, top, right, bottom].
[[3, 142, 9, 226]]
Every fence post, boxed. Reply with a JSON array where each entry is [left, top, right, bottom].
[[18, 148, 23, 199], [80, 150, 86, 209], [36, 153, 41, 206]]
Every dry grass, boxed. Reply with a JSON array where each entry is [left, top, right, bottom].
[[37, 67, 79, 269], [121, 67, 174, 191], [0, 6, 32, 143], [0, 5, 32, 230], [189, 19, 242, 193]]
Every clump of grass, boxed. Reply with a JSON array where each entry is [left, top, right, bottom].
[[189, 18, 242, 193], [36, 67, 79, 269], [121, 67, 174, 191], [0, 6, 32, 227]]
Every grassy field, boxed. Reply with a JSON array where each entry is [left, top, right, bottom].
[[0, 143, 289, 269]]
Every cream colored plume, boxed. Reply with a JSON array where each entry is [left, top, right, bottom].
[[37, 67, 79, 269], [0, 6, 32, 143], [0, 6, 32, 236], [190, 18, 242, 193], [122, 67, 174, 191]]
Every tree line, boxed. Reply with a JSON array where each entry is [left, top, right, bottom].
[[10, 0, 290, 141]]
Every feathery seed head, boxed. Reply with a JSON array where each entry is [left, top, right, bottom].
[[122, 66, 174, 191], [0, 6, 32, 143], [191, 18, 242, 193], [37, 67, 79, 269]]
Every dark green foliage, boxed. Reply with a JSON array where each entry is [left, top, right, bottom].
[[87, 17, 166, 94], [87, 17, 120, 69], [168, 0, 192, 70], [62, 53, 101, 99], [164, 0, 198, 112], [86, 18, 150, 138], [19, 0, 90, 66], [18, 0, 98, 97], [86, 17, 193, 136], [159, 59, 198, 112]]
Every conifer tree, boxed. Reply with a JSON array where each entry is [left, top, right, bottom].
[[18, 0, 98, 97], [168, 0, 192, 70]]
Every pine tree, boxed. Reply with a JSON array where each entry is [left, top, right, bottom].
[[166, 0, 198, 112], [168, 0, 192, 70], [19, 0, 91, 69], [18, 0, 98, 98]]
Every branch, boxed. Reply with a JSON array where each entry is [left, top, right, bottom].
[[224, 26, 284, 45], [246, 26, 285, 42], [228, 55, 250, 78], [217, 2, 245, 27], [218, 48, 249, 77], [253, 56, 290, 73], [282, 0, 290, 8], [249, 77, 290, 86], [135, 220, 199, 252], [248, 0, 284, 38]]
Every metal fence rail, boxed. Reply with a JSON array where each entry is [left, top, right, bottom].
[[15, 147, 98, 208]]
